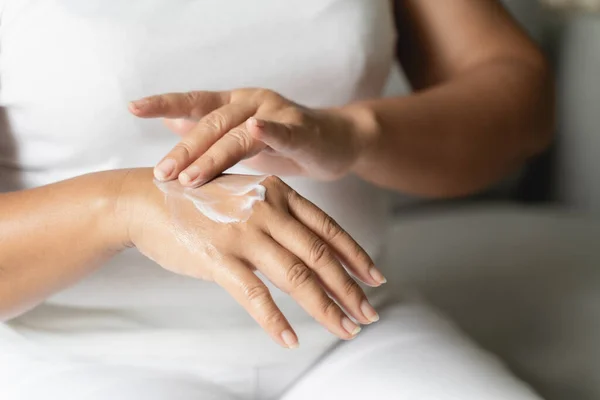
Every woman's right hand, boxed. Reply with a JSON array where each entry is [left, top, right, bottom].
[[119, 169, 385, 348]]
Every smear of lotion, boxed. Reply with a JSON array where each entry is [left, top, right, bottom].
[[155, 175, 268, 224]]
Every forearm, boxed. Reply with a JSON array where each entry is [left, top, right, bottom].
[[348, 57, 554, 197], [0, 170, 131, 320]]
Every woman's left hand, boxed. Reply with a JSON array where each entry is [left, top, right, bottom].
[[129, 88, 375, 187]]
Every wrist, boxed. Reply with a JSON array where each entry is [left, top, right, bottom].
[[333, 102, 381, 172], [110, 168, 156, 250]]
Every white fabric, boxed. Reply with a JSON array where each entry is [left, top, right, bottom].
[[1, 300, 543, 400], [0, 0, 394, 312], [0, 0, 396, 369], [0, 0, 543, 398]]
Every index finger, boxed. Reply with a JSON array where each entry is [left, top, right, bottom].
[[129, 91, 231, 119], [179, 126, 265, 187]]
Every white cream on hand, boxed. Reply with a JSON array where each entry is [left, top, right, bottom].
[[155, 175, 268, 224]]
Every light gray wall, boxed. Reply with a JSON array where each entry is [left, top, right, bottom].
[[554, 15, 600, 214]]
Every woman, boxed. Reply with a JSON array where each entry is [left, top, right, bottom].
[[0, 0, 553, 399]]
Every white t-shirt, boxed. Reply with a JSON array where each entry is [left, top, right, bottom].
[[0, 0, 397, 362]]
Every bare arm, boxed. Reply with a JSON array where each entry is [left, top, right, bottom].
[[0, 168, 383, 345], [130, 0, 553, 198], [349, 0, 554, 197], [0, 170, 130, 320]]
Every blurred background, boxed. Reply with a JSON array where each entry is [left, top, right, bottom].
[[385, 0, 600, 210], [380, 1, 600, 399]]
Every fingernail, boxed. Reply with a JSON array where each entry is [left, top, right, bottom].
[[369, 267, 387, 285], [129, 99, 149, 112], [179, 166, 202, 186], [154, 158, 176, 181], [281, 330, 299, 349], [341, 317, 361, 337], [360, 300, 380, 324]]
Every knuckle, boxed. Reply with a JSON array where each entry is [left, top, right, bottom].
[[262, 310, 285, 328], [260, 176, 291, 208], [344, 236, 373, 269], [285, 262, 314, 291], [148, 96, 165, 110], [184, 91, 200, 106], [309, 239, 330, 269], [262, 175, 285, 188], [252, 197, 275, 215], [244, 284, 271, 306], [228, 129, 252, 152], [202, 112, 228, 132], [321, 216, 342, 241], [320, 298, 338, 318], [174, 141, 194, 160], [354, 242, 373, 266], [343, 278, 362, 299]]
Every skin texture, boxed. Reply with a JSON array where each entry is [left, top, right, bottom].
[[131, 0, 554, 198], [0, 169, 384, 347]]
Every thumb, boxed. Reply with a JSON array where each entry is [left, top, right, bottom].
[[246, 117, 306, 155]]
